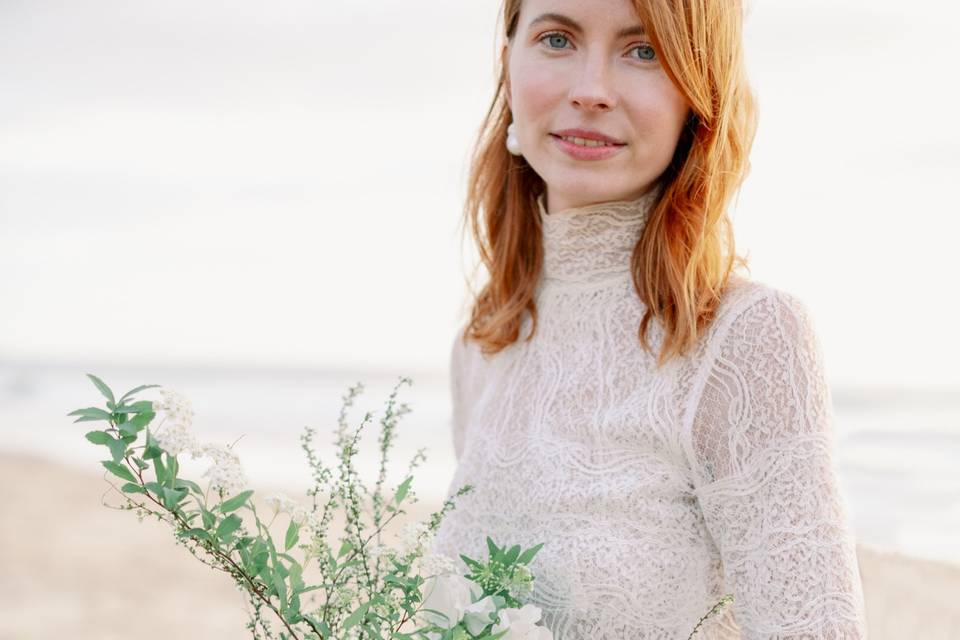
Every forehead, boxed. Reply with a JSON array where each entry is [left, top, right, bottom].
[[517, 0, 644, 33]]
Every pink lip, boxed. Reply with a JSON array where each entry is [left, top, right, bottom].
[[550, 132, 626, 161], [551, 128, 625, 144]]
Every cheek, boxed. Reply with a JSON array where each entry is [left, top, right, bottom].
[[510, 59, 564, 128], [624, 81, 688, 148]]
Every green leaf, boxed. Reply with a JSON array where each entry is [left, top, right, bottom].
[[162, 486, 187, 509], [342, 602, 370, 630], [86, 374, 115, 405], [106, 437, 127, 463], [216, 514, 242, 539], [337, 539, 354, 558], [286, 592, 301, 619], [459, 554, 483, 571], [504, 544, 521, 565], [118, 411, 154, 436], [487, 537, 500, 560], [153, 456, 167, 485], [84, 430, 112, 445], [179, 527, 212, 543], [219, 490, 254, 514], [284, 520, 300, 551], [287, 560, 305, 594], [113, 400, 154, 414], [273, 570, 288, 611], [101, 460, 136, 483], [517, 542, 544, 565], [201, 508, 216, 530], [131, 457, 149, 471], [143, 434, 163, 460], [121, 482, 146, 494], [174, 478, 203, 495], [118, 384, 161, 404], [144, 481, 164, 497], [67, 407, 114, 423], [165, 454, 179, 488], [394, 475, 413, 505], [265, 535, 280, 582]]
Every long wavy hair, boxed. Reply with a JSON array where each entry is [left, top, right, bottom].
[[460, 0, 758, 368]]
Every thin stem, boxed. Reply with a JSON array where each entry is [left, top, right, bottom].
[[119, 429, 306, 640]]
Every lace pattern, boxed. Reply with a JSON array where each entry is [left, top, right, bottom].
[[433, 193, 868, 639]]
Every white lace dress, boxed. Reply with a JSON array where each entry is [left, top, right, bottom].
[[429, 189, 869, 639]]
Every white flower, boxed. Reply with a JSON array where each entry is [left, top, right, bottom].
[[462, 595, 498, 636], [398, 520, 434, 557], [154, 388, 195, 427], [264, 493, 298, 516], [416, 573, 481, 630], [150, 388, 200, 457], [199, 443, 248, 497], [416, 552, 458, 577], [367, 542, 394, 561], [290, 505, 324, 539], [152, 420, 200, 458], [507, 564, 535, 598], [491, 604, 554, 640]]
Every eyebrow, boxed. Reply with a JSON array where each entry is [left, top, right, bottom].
[[528, 12, 648, 38]]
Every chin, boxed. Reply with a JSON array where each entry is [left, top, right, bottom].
[[545, 172, 632, 204]]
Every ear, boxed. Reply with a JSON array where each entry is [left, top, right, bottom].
[[501, 44, 512, 112]]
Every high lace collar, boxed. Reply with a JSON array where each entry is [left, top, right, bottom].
[[537, 183, 663, 284]]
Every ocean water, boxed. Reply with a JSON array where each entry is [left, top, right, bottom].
[[3, 361, 958, 566]]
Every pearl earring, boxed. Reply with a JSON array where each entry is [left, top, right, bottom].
[[506, 122, 523, 156]]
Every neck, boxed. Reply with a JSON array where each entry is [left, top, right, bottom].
[[543, 182, 661, 216], [536, 182, 663, 284]]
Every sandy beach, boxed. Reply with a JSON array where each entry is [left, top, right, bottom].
[[0, 452, 442, 639], [1, 452, 958, 639]]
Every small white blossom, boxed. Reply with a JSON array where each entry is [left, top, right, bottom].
[[153, 388, 195, 427], [416, 552, 458, 577], [152, 420, 200, 458], [398, 521, 433, 557], [290, 505, 324, 539], [507, 564, 535, 598], [150, 388, 201, 457], [264, 493, 298, 516], [199, 443, 248, 497], [366, 542, 394, 561]]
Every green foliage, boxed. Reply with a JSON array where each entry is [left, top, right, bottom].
[[101, 460, 136, 483], [219, 490, 254, 513], [284, 520, 300, 552], [77, 373, 737, 640]]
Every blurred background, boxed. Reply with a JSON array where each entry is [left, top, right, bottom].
[[1, 0, 958, 637]]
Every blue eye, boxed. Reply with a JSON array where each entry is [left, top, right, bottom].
[[540, 31, 571, 49], [631, 44, 657, 61]]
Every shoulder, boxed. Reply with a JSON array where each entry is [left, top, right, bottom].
[[705, 275, 824, 375], [705, 274, 820, 361]]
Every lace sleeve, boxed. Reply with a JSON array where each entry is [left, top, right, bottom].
[[687, 289, 868, 638]]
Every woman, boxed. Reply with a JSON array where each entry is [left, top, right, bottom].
[[430, 0, 869, 637]]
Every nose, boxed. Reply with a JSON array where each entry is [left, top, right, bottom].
[[568, 53, 618, 112]]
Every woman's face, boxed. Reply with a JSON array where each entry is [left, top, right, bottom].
[[505, 0, 690, 213]]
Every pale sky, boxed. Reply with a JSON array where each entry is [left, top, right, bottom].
[[1, 0, 958, 389]]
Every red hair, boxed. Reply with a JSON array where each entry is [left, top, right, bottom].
[[461, 0, 757, 367]]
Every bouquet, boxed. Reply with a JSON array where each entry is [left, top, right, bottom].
[[67, 373, 732, 639]]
